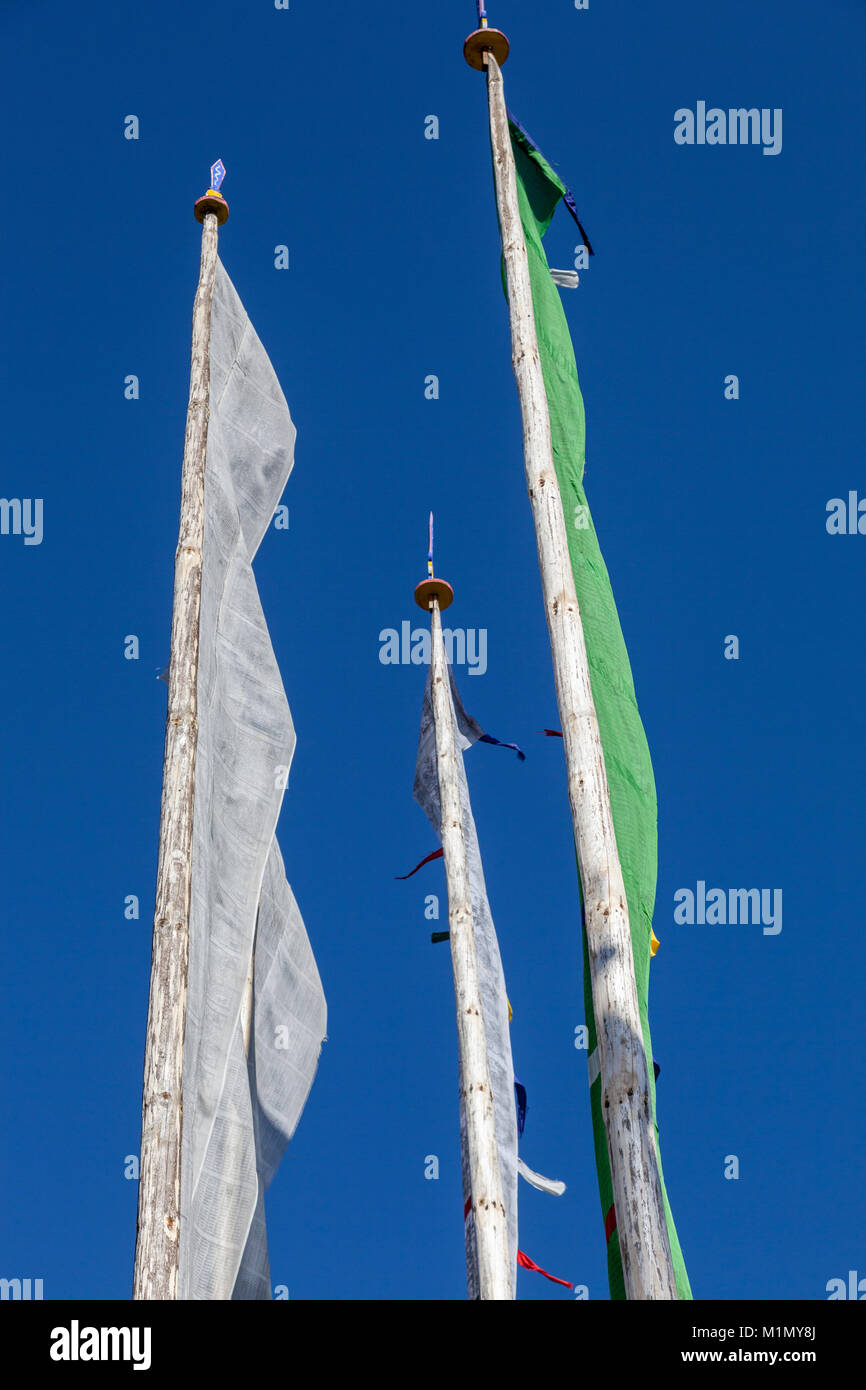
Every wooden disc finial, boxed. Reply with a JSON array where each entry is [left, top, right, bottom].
[[194, 192, 230, 225], [415, 577, 454, 611], [463, 27, 509, 71]]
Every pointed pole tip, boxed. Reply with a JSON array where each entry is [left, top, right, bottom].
[[416, 511, 453, 609]]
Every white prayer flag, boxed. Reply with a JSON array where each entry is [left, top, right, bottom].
[[179, 261, 326, 1301], [412, 663, 518, 1299]]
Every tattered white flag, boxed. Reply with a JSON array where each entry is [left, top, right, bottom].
[[412, 660, 566, 1298], [412, 661, 518, 1299]]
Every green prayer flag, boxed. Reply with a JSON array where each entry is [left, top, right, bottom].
[[507, 119, 691, 1301]]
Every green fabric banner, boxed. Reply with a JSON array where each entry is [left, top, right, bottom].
[[506, 121, 691, 1301]]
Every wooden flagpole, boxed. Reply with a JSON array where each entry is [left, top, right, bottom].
[[464, 25, 678, 1300], [415, 573, 513, 1301], [132, 171, 228, 1301]]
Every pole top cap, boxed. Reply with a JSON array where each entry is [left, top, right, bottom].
[[414, 577, 454, 611], [464, 27, 509, 70], [194, 192, 230, 225]]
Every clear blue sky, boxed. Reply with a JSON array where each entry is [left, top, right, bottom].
[[2, 0, 864, 1301]]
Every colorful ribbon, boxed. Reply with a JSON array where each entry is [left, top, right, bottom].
[[395, 848, 443, 880], [479, 733, 526, 760], [517, 1250, 573, 1289]]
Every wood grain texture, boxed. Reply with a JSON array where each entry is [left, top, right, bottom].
[[486, 55, 677, 1301], [132, 212, 219, 1301], [430, 601, 513, 1301]]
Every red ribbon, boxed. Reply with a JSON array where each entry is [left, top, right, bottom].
[[395, 848, 444, 880], [517, 1250, 573, 1289]]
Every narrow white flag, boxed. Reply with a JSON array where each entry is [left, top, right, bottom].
[[413, 663, 518, 1298]]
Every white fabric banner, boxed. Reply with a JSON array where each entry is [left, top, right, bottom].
[[179, 260, 326, 1301], [517, 1157, 566, 1198], [413, 662, 518, 1299]]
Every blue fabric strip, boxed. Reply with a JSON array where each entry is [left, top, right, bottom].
[[514, 1078, 527, 1137], [479, 733, 526, 761], [506, 109, 595, 256]]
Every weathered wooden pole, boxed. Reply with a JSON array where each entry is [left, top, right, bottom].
[[132, 169, 229, 1301], [464, 28, 678, 1300], [415, 575, 513, 1300]]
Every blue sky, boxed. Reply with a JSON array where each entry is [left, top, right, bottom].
[[1, 0, 864, 1300]]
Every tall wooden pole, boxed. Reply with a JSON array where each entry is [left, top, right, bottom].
[[468, 34, 678, 1300], [419, 581, 513, 1300], [133, 177, 227, 1300]]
